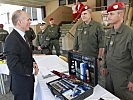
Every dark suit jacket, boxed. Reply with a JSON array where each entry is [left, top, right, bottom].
[[5, 29, 35, 94]]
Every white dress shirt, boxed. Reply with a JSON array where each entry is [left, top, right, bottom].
[[14, 27, 26, 41]]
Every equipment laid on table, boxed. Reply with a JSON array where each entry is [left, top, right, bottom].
[[47, 51, 98, 100], [0, 53, 6, 64]]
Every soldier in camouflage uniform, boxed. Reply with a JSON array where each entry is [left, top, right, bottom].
[[25, 27, 36, 51], [73, 5, 104, 60], [34, 22, 51, 54], [46, 18, 61, 56], [0, 24, 9, 53], [102, 2, 133, 100]]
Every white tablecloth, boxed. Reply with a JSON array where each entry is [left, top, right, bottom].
[[33, 55, 68, 100], [0, 63, 9, 94], [33, 55, 68, 77], [85, 85, 120, 100], [0, 64, 9, 75]]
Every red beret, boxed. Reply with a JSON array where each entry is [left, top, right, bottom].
[[107, 2, 125, 13], [0, 24, 4, 28], [49, 18, 54, 21], [80, 5, 91, 14]]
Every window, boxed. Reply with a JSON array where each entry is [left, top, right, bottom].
[[27, 7, 31, 18], [22, 7, 37, 21], [59, 0, 66, 6], [32, 8, 37, 20], [78, 0, 87, 2], [68, 0, 76, 4]]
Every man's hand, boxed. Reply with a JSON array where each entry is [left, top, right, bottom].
[[128, 81, 133, 92], [102, 68, 106, 76], [33, 63, 39, 75]]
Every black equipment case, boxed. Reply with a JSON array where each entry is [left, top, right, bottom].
[[47, 51, 98, 100]]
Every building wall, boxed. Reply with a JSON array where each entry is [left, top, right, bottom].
[[107, 0, 129, 6], [118, 0, 129, 3], [45, 0, 59, 17], [87, 0, 96, 7], [45, 0, 96, 17], [107, 0, 116, 7]]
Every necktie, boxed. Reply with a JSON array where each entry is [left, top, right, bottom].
[[24, 35, 30, 47]]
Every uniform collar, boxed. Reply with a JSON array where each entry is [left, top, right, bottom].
[[89, 20, 95, 26], [50, 24, 55, 27], [111, 23, 124, 35], [115, 23, 124, 34], [14, 27, 25, 41], [83, 20, 94, 28]]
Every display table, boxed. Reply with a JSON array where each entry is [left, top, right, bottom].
[[0, 55, 120, 100], [0, 64, 9, 94], [33, 55, 68, 77], [33, 55, 120, 100], [34, 73, 120, 100], [85, 85, 120, 100], [0, 64, 9, 75], [33, 55, 68, 100]]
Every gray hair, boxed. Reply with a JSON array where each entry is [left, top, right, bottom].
[[87, 9, 92, 13], [117, 9, 125, 14], [12, 10, 24, 26]]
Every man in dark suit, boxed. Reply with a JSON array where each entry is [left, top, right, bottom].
[[4, 10, 39, 100]]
